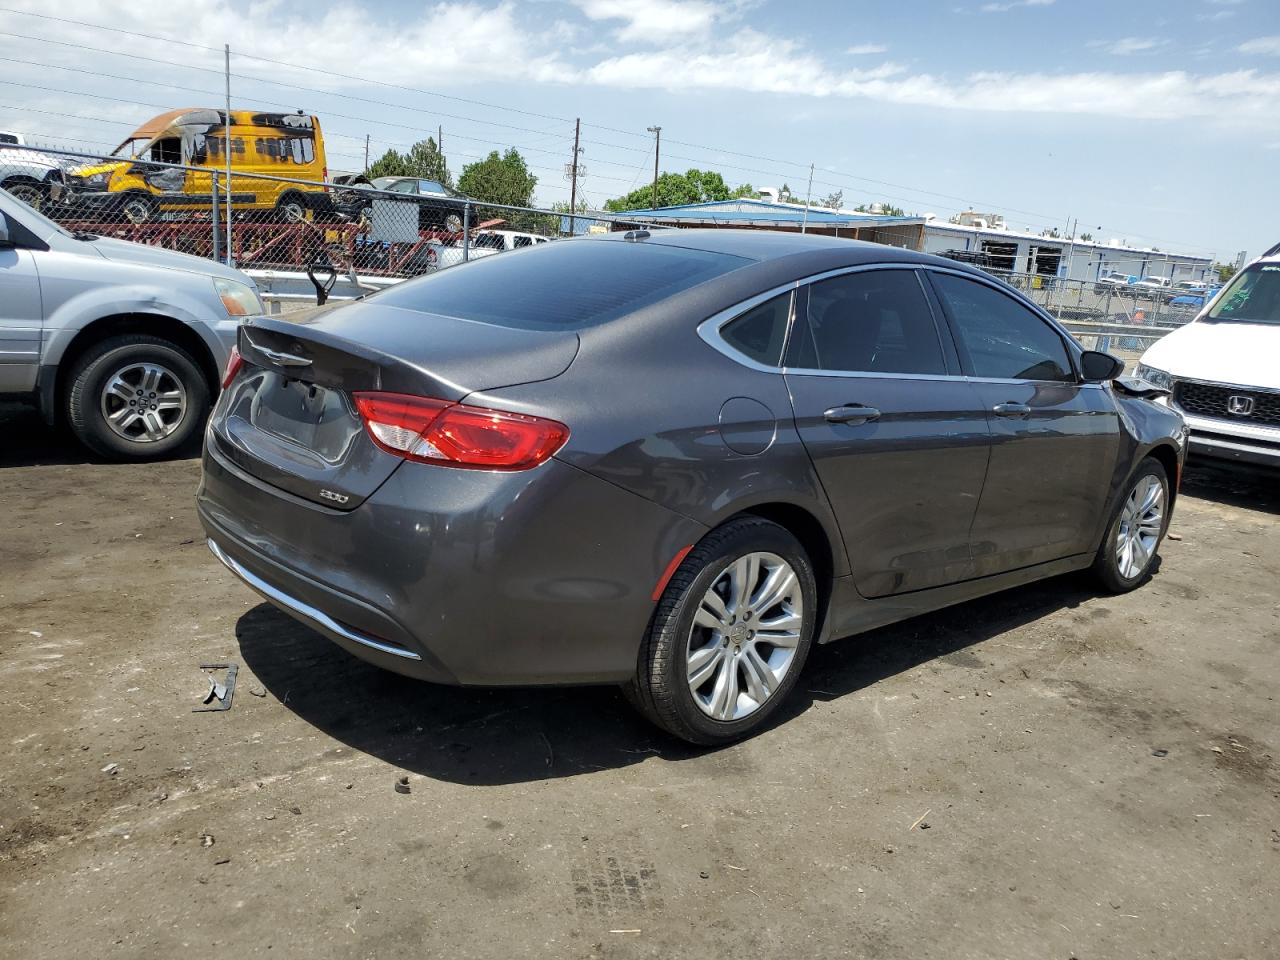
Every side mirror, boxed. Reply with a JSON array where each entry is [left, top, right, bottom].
[[0, 211, 11, 247], [1080, 350, 1124, 382]]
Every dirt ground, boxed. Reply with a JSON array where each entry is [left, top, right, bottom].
[[1, 400, 1277, 960]]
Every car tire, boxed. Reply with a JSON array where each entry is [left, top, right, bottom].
[[444, 211, 464, 233], [66, 334, 211, 461], [624, 517, 818, 745], [276, 192, 308, 222], [120, 193, 156, 224], [1091, 456, 1170, 593], [3, 177, 46, 211]]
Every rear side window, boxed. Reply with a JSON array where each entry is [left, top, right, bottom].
[[788, 269, 946, 375], [720, 292, 792, 366], [372, 240, 750, 330], [930, 272, 1073, 381]]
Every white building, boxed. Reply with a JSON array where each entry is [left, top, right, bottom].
[[922, 217, 1213, 284]]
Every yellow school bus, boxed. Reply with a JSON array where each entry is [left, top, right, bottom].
[[67, 108, 329, 223]]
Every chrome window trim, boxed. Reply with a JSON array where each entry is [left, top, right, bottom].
[[698, 262, 938, 375], [207, 538, 422, 662]]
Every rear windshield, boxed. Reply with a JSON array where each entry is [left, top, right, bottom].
[[1207, 265, 1280, 326], [370, 239, 751, 330]]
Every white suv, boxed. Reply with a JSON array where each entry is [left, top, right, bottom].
[[1136, 248, 1280, 466]]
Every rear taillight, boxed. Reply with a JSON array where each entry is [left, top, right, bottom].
[[353, 392, 568, 471], [221, 345, 244, 389]]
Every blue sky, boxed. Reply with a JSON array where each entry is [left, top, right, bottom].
[[1, 0, 1277, 260]]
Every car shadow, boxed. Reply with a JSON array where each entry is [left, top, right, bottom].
[[1179, 460, 1280, 516], [0, 399, 204, 467], [236, 571, 1102, 786]]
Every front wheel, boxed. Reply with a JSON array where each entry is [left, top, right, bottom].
[[66, 334, 211, 460], [1092, 457, 1170, 593], [4, 178, 45, 211], [625, 517, 818, 745]]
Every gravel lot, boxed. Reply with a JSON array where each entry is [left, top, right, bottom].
[[2, 401, 1277, 960]]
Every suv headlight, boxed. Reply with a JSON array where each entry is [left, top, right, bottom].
[[1134, 363, 1172, 391], [214, 278, 264, 317], [81, 171, 111, 190]]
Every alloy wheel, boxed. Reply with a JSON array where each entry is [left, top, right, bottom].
[[99, 362, 188, 443], [686, 551, 804, 722], [1115, 474, 1165, 580], [7, 183, 43, 211]]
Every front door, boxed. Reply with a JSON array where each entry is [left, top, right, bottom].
[[785, 267, 992, 598], [925, 270, 1121, 575], [0, 235, 42, 393]]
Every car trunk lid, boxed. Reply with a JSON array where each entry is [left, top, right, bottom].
[[210, 306, 579, 509]]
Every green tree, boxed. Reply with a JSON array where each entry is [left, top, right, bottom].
[[854, 201, 906, 217], [823, 190, 844, 209], [730, 183, 757, 199], [1214, 262, 1238, 283], [456, 149, 538, 207], [366, 138, 451, 183], [604, 168, 741, 211], [1080, 232, 1094, 242]]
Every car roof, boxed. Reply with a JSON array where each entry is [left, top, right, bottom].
[[595, 228, 943, 267]]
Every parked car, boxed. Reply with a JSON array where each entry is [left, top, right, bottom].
[[1094, 272, 1137, 295], [199, 230, 1186, 743], [1131, 276, 1171, 299], [0, 185, 261, 458], [364, 176, 471, 233], [423, 229, 551, 270], [1136, 249, 1279, 466], [63, 108, 329, 223], [0, 132, 69, 213]]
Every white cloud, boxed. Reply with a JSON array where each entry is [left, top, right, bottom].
[[585, 29, 1279, 122], [568, 0, 733, 44], [1090, 37, 1170, 55], [847, 43, 889, 55], [980, 0, 1054, 12], [1240, 36, 1280, 55]]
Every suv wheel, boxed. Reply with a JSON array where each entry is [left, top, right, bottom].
[[625, 517, 818, 745], [1092, 457, 1170, 593], [66, 334, 210, 460]]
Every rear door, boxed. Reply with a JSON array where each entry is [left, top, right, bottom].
[[0, 236, 41, 393], [925, 269, 1121, 575], [784, 266, 992, 597]]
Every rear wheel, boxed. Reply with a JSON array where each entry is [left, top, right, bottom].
[[3, 178, 45, 211], [625, 517, 817, 745], [66, 334, 210, 460], [1092, 457, 1169, 593], [276, 191, 308, 222]]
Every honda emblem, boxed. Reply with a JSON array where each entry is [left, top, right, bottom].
[[1226, 395, 1255, 417]]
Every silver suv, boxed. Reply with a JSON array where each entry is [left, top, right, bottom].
[[0, 186, 261, 459]]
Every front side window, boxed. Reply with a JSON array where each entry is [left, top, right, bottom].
[[930, 272, 1073, 382], [788, 269, 946, 375], [720, 292, 793, 367], [1207, 265, 1280, 326]]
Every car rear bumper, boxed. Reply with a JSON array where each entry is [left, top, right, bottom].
[[197, 440, 706, 686]]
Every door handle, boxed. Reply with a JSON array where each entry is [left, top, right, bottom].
[[992, 402, 1032, 418], [823, 404, 881, 425]]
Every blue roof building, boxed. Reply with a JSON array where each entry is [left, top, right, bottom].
[[606, 199, 926, 250]]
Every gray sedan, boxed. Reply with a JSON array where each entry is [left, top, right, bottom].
[[199, 230, 1186, 743]]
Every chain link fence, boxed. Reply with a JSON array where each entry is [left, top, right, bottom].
[[0, 143, 653, 309]]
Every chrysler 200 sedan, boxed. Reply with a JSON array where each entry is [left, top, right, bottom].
[[198, 230, 1186, 744]]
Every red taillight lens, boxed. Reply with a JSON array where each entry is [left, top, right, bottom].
[[353, 392, 568, 471], [221, 345, 244, 389]]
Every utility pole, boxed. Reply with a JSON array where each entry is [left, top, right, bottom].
[[801, 162, 814, 234], [646, 125, 661, 211], [438, 125, 443, 151], [363, 134, 370, 174], [223, 43, 233, 266], [569, 118, 581, 236]]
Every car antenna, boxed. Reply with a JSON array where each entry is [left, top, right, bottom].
[[623, 230, 650, 242]]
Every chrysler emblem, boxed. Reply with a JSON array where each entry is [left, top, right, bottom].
[[1227, 395, 1255, 417]]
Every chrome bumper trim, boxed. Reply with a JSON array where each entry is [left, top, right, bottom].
[[207, 537, 422, 661]]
